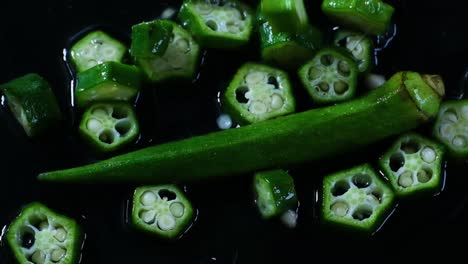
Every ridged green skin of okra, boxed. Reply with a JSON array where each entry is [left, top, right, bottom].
[[178, 0, 254, 49], [132, 185, 194, 239], [74, 62, 141, 108], [322, 164, 395, 234], [259, 0, 309, 33], [38, 71, 443, 184], [6, 203, 82, 264], [254, 170, 297, 219], [333, 29, 374, 74], [379, 133, 445, 198], [299, 47, 358, 104], [322, 0, 395, 35], [79, 102, 139, 153], [0, 73, 62, 137], [223, 63, 296, 124], [433, 100, 468, 158]]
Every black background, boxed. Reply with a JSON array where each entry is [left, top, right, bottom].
[[1, 0, 467, 263]]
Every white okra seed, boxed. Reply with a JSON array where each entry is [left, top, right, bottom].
[[421, 147, 436, 163], [444, 111, 458, 123], [140, 191, 158, 206], [157, 214, 176, 231], [102, 47, 116, 58], [141, 210, 157, 224], [398, 171, 414, 188], [51, 248, 67, 262], [249, 101, 267, 114], [331, 202, 348, 217], [245, 72, 266, 85], [54, 228, 67, 242], [87, 119, 103, 134], [31, 250, 46, 264], [453, 136, 466, 148], [174, 38, 190, 53], [39, 221, 48, 231], [92, 108, 108, 118], [270, 94, 284, 110], [169, 202, 185, 218]]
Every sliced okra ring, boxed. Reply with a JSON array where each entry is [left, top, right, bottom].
[[79, 102, 139, 153], [321, 0, 395, 36], [70, 30, 127, 72], [74, 61, 141, 108], [299, 48, 358, 104], [254, 170, 298, 219], [178, 0, 254, 49], [5, 203, 82, 264], [379, 133, 445, 197], [0, 74, 62, 137], [131, 19, 201, 83], [334, 29, 373, 73], [433, 100, 468, 158], [132, 185, 194, 239], [260, 0, 309, 33], [322, 164, 395, 233], [223, 63, 296, 125]]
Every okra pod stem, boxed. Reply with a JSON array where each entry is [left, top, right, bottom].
[[38, 71, 443, 184]]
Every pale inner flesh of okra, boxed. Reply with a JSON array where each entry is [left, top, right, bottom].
[[147, 32, 192, 73], [86, 105, 134, 145], [307, 54, 352, 97], [73, 34, 123, 71], [194, 1, 247, 35]]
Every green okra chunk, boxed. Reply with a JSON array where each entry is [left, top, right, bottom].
[[79, 102, 139, 153], [6, 203, 82, 264], [334, 29, 374, 73], [178, 0, 254, 49], [75, 62, 141, 108], [321, 0, 395, 36], [131, 20, 200, 83], [223, 63, 296, 124], [299, 48, 358, 104], [379, 133, 445, 197], [0, 74, 62, 137], [433, 99, 468, 158], [260, 0, 308, 33], [254, 170, 297, 219], [70, 30, 127, 72], [132, 185, 194, 239], [322, 164, 394, 233]]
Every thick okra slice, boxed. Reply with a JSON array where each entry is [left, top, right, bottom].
[[132, 185, 194, 239], [322, 164, 394, 233], [321, 0, 394, 35], [6, 203, 82, 264], [178, 0, 254, 49], [299, 48, 358, 104], [75, 62, 141, 108], [79, 102, 139, 153], [70, 30, 127, 72], [254, 170, 297, 219], [433, 100, 468, 158], [379, 133, 445, 197], [0, 74, 62, 137], [131, 20, 200, 83], [223, 63, 296, 124], [260, 0, 308, 33], [334, 29, 373, 73]]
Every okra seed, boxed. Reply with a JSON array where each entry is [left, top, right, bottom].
[[92, 108, 109, 118], [346, 38, 363, 56], [169, 202, 185, 218], [401, 139, 421, 154], [352, 173, 372, 188], [249, 101, 267, 114], [39, 221, 49, 231], [54, 228, 67, 242], [398, 171, 414, 188], [31, 250, 46, 264], [270, 94, 284, 110], [421, 147, 436, 163], [331, 180, 350, 196], [439, 124, 454, 139], [87, 119, 102, 133], [141, 191, 158, 206], [174, 38, 190, 53], [330, 202, 349, 217], [195, 3, 213, 15], [245, 72, 266, 85], [317, 82, 329, 92], [140, 210, 156, 224], [337, 61, 351, 77], [51, 248, 66, 262], [102, 47, 116, 58], [227, 22, 241, 34], [368, 194, 380, 205], [320, 55, 334, 66], [443, 110, 458, 123], [157, 214, 176, 231], [452, 136, 466, 148], [417, 168, 432, 183], [206, 20, 218, 31], [308, 67, 322, 80], [333, 81, 349, 95], [352, 206, 373, 221]]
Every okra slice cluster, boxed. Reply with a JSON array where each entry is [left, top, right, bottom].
[[131, 20, 200, 83], [79, 102, 139, 153], [223, 63, 295, 124], [6, 203, 81, 264], [132, 185, 194, 239], [334, 30, 373, 73], [380, 134, 444, 197], [0, 74, 62, 137], [433, 100, 468, 158], [70, 30, 127, 72], [254, 170, 297, 219], [322, 164, 394, 233], [321, 0, 395, 35], [299, 48, 358, 104], [178, 0, 253, 49], [75, 62, 141, 108]]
